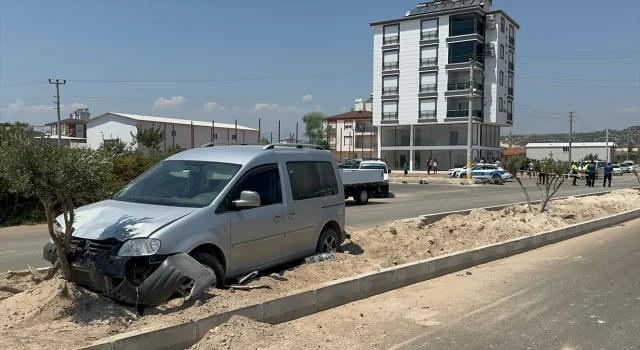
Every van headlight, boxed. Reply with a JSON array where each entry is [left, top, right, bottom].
[[117, 238, 161, 256]]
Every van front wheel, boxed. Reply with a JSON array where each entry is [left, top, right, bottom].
[[189, 252, 225, 288]]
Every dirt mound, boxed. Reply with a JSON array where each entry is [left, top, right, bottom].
[[0, 278, 136, 328], [1, 273, 37, 301], [189, 316, 277, 350]]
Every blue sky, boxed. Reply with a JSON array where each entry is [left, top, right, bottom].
[[1, 0, 639, 137]]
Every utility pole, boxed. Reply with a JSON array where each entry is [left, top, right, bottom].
[[568, 111, 574, 163], [605, 128, 609, 162], [49, 79, 66, 146], [466, 57, 475, 180]]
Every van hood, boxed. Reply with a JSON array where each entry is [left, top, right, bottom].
[[58, 200, 197, 241]]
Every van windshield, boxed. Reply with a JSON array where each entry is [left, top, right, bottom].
[[113, 160, 241, 208]]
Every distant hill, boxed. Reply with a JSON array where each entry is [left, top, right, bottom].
[[502, 126, 640, 149]]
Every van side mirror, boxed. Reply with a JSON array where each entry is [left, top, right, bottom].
[[232, 190, 261, 209]]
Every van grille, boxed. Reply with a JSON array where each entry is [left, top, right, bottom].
[[70, 238, 121, 254]]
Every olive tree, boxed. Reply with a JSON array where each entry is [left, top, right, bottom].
[[536, 157, 571, 212], [503, 155, 532, 212], [0, 127, 111, 281], [131, 125, 165, 154]]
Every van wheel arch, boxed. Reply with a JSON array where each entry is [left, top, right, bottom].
[[190, 244, 227, 282], [320, 221, 344, 248]]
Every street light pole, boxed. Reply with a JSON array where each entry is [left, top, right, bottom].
[[466, 58, 475, 181]]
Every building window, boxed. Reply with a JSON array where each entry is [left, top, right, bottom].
[[449, 14, 483, 37], [382, 100, 399, 120], [507, 100, 513, 121], [381, 125, 410, 147], [499, 97, 504, 112], [344, 121, 353, 129], [419, 98, 437, 119], [214, 133, 218, 140], [449, 41, 483, 64], [420, 72, 437, 93], [508, 50, 514, 70], [500, 71, 504, 86], [562, 147, 569, 153], [383, 24, 400, 45], [500, 18, 505, 33], [287, 162, 339, 201], [344, 136, 353, 145], [509, 25, 515, 45], [383, 50, 399, 70], [508, 75, 514, 96], [420, 19, 438, 40], [420, 46, 438, 67], [382, 75, 399, 95], [232, 134, 237, 140], [500, 44, 504, 59]]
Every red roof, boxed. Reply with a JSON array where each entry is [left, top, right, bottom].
[[326, 110, 372, 122], [503, 146, 526, 156]]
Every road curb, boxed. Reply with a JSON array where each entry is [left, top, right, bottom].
[[78, 205, 640, 350]]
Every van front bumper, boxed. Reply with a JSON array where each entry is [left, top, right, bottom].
[[43, 241, 215, 306]]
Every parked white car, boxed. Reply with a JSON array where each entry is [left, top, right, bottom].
[[448, 164, 479, 178], [470, 164, 512, 180], [611, 164, 623, 176]]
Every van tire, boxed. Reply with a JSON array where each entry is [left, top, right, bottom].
[[316, 227, 339, 253], [355, 188, 369, 204], [190, 252, 225, 288]]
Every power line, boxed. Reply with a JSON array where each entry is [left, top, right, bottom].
[[515, 102, 567, 115], [0, 96, 50, 103]]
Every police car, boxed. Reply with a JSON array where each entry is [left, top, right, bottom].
[[470, 164, 512, 180]]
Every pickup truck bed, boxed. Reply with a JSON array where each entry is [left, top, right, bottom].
[[340, 169, 389, 204]]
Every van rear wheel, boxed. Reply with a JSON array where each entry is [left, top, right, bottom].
[[316, 227, 339, 254]]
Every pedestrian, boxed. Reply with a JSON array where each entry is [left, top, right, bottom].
[[571, 162, 579, 186], [527, 161, 533, 178], [603, 162, 613, 187], [433, 158, 438, 174], [587, 160, 597, 187], [538, 163, 546, 185], [403, 162, 409, 177], [426, 158, 432, 174]]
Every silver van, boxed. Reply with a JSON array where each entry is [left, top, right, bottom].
[[43, 144, 346, 305]]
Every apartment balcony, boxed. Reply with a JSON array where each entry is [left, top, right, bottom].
[[508, 87, 514, 96], [419, 84, 437, 93], [445, 81, 483, 97], [381, 112, 399, 124], [507, 112, 513, 121], [383, 36, 399, 46], [355, 125, 376, 133], [508, 62, 514, 71], [419, 57, 438, 72], [355, 142, 378, 149], [419, 110, 436, 120], [446, 109, 483, 119], [383, 62, 399, 72], [509, 36, 515, 46], [382, 87, 399, 96], [420, 31, 438, 41]]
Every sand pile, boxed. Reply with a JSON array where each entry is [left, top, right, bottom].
[[189, 316, 277, 350]]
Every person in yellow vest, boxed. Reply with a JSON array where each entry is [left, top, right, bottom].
[[538, 163, 547, 185], [571, 162, 579, 186]]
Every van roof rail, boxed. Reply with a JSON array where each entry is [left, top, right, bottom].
[[201, 142, 262, 148], [262, 143, 325, 151]]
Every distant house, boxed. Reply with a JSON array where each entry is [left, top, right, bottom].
[[325, 96, 376, 162], [503, 146, 526, 159], [525, 142, 616, 162], [38, 108, 90, 147], [86, 112, 258, 151]]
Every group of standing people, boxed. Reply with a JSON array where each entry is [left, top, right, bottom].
[[402, 157, 439, 176], [571, 160, 614, 188]]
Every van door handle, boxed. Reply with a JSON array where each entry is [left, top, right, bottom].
[[273, 216, 282, 223], [288, 213, 297, 219]]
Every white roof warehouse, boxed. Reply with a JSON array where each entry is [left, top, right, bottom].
[[525, 142, 616, 163], [86, 113, 258, 151]]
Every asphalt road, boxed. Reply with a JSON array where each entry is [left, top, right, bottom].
[[260, 218, 640, 350], [0, 176, 637, 272]]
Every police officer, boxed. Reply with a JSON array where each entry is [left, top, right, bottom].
[[603, 162, 613, 187], [587, 160, 597, 187], [571, 162, 579, 186]]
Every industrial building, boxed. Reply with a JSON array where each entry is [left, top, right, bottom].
[[525, 142, 617, 162]]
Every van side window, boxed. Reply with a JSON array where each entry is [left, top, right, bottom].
[[216, 164, 282, 213], [287, 161, 339, 201]]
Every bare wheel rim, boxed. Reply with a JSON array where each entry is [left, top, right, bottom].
[[359, 190, 368, 202], [323, 235, 337, 252]]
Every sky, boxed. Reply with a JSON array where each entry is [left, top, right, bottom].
[[0, 0, 639, 137]]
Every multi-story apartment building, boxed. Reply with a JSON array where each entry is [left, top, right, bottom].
[[326, 96, 377, 161], [370, 0, 519, 170]]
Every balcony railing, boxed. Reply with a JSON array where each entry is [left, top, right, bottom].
[[382, 87, 399, 95], [507, 112, 513, 121], [356, 126, 376, 133], [447, 81, 483, 91], [355, 142, 378, 149], [419, 110, 436, 119], [447, 109, 482, 118], [383, 36, 399, 45], [382, 112, 398, 120], [420, 57, 437, 67], [421, 31, 438, 40], [508, 62, 514, 71], [383, 62, 399, 70], [508, 87, 514, 96], [509, 36, 515, 46], [420, 84, 437, 93]]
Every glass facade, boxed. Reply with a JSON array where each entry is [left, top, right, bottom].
[[449, 14, 485, 37], [449, 41, 484, 64], [381, 126, 410, 147], [381, 150, 410, 170]]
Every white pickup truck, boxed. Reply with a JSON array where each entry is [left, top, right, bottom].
[[340, 168, 387, 204]]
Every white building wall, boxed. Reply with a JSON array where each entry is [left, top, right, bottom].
[[86, 113, 137, 149], [484, 19, 500, 124], [372, 26, 384, 125], [398, 20, 420, 124], [436, 15, 450, 122], [526, 146, 615, 162]]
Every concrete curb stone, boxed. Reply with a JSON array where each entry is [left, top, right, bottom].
[[76, 204, 640, 350]]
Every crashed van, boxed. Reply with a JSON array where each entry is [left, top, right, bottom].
[[43, 143, 346, 305]]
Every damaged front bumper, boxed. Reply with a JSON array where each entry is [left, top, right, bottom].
[[43, 241, 216, 306]]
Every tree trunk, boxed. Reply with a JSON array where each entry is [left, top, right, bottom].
[[44, 205, 73, 281], [514, 177, 533, 212]]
